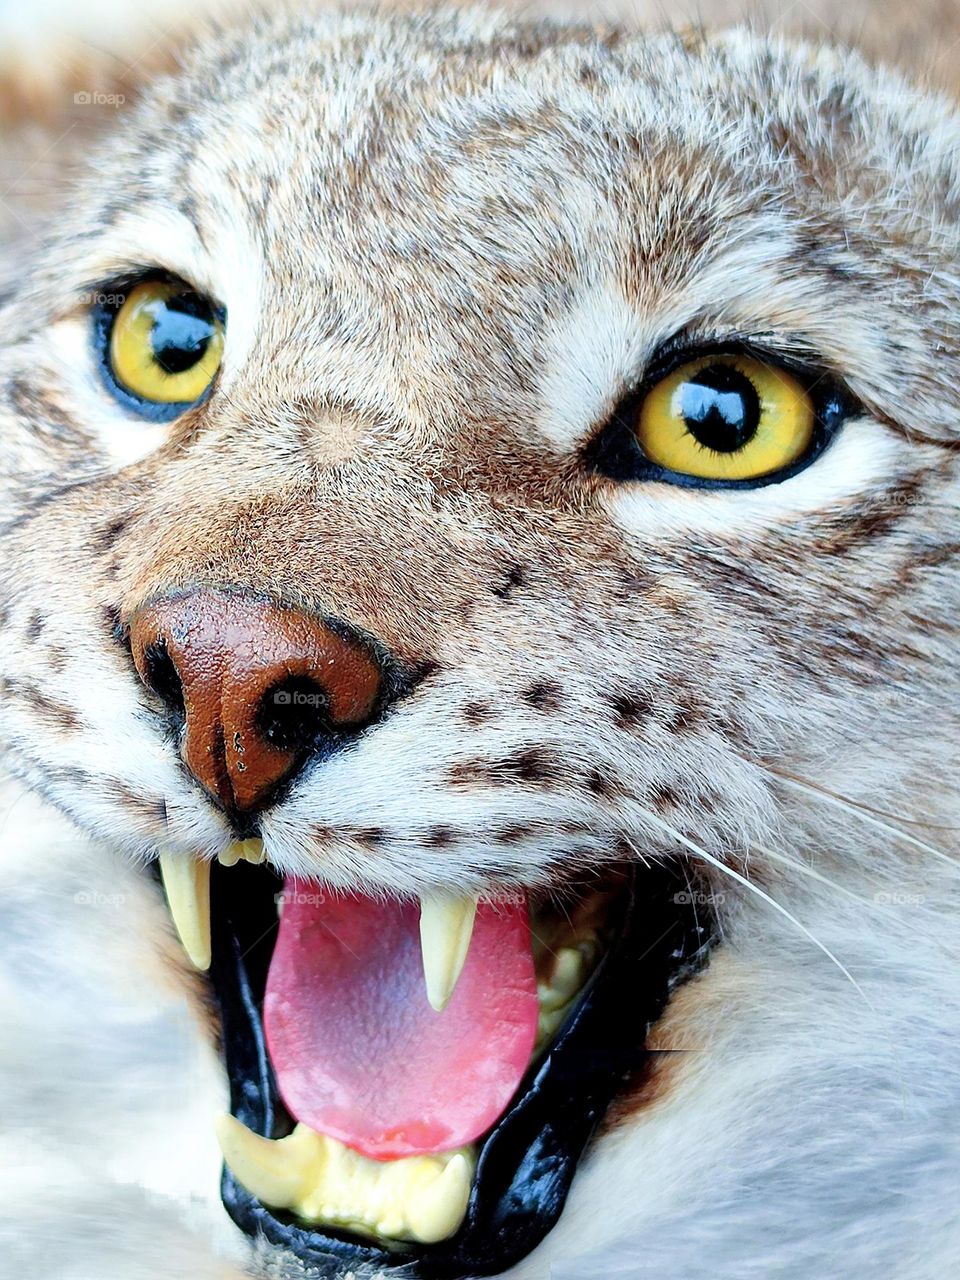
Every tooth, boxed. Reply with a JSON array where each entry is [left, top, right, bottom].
[[158, 852, 211, 970], [241, 837, 266, 862], [405, 1152, 472, 1243], [214, 1114, 314, 1209], [216, 1115, 474, 1244], [218, 838, 265, 867], [418, 893, 479, 1012], [537, 946, 586, 1012]]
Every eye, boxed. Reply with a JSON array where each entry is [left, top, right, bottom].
[[634, 353, 816, 482], [95, 278, 225, 418]]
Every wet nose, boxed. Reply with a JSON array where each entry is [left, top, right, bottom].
[[129, 589, 385, 815]]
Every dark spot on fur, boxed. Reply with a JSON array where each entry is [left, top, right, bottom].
[[46, 646, 69, 674], [550, 818, 591, 837], [450, 747, 561, 788], [599, 1051, 686, 1132], [522, 680, 564, 712], [664, 701, 703, 733], [649, 783, 679, 812], [817, 476, 926, 556], [585, 767, 616, 798], [25, 612, 45, 640], [501, 747, 556, 783], [789, 233, 861, 284], [101, 603, 127, 647], [618, 565, 654, 595], [177, 192, 201, 232], [8, 376, 75, 440], [52, 765, 93, 789], [495, 822, 532, 844], [93, 514, 132, 554], [463, 700, 494, 726], [103, 779, 167, 826], [426, 825, 457, 849], [492, 564, 526, 600], [356, 827, 386, 847], [405, 657, 441, 691], [449, 760, 487, 787], [0, 677, 79, 731], [609, 690, 653, 727]]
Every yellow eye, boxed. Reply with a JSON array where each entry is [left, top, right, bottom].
[[634, 353, 816, 482], [108, 279, 224, 406]]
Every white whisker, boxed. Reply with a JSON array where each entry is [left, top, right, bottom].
[[625, 820, 869, 1002], [771, 773, 960, 871], [752, 843, 872, 906]]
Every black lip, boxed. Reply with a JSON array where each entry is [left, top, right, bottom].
[[209, 862, 714, 1278]]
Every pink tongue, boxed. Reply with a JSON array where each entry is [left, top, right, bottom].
[[264, 882, 538, 1159]]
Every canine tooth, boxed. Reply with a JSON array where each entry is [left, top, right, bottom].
[[418, 893, 479, 1012], [405, 1152, 472, 1243], [158, 852, 211, 970], [214, 1114, 314, 1207]]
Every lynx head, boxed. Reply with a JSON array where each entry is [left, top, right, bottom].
[[1, 6, 958, 1276]]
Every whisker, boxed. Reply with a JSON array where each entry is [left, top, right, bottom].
[[625, 819, 869, 1002], [752, 843, 872, 906], [767, 765, 960, 833], [771, 772, 960, 871]]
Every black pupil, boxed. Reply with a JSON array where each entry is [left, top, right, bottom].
[[150, 292, 217, 375], [678, 363, 761, 453]]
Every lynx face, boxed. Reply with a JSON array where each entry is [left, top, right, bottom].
[[1, 7, 959, 1277]]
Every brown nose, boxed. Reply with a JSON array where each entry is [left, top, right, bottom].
[[128, 590, 385, 815]]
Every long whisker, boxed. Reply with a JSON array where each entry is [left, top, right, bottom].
[[765, 765, 960, 833], [753, 843, 872, 906], [626, 819, 868, 1001], [771, 772, 960, 871]]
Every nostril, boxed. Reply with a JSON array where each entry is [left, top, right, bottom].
[[142, 638, 185, 717], [257, 676, 335, 753]]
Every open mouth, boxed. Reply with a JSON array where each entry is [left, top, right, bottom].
[[157, 848, 713, 1277]]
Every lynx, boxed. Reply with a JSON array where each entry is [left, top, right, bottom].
[[1, 3, 959, 1278]]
